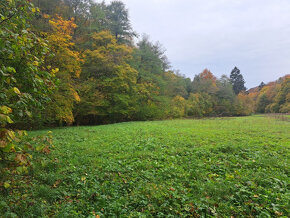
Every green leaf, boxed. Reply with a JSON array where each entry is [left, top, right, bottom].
[[6, 116, 13, 124], [16, 166, 28, 174], [25, 110, 32, 117], [0, 114, 14, 124], [2, 143, 15, 152], [6, 67, 16, 73]]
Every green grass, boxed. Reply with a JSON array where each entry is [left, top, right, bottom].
[[1, 116, 289, 217]]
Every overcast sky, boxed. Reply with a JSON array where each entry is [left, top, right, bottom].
[[104, 0, 290, 88]]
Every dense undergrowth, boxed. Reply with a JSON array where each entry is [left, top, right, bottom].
[[1, 116, 289, 217]]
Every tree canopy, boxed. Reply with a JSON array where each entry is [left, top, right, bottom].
[[230, 67, 246, 95]]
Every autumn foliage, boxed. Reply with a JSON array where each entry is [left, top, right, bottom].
[[247, 75, 290, 113]]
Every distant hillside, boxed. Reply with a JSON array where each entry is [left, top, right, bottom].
[[248, 74, 290, 93], [247, 74, 289, 113]]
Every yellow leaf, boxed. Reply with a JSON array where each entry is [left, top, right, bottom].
[[32, 8, 36, 13], [13, 87, 21, 95], [0, 106, 12, 114], [6, 78, 10, 84], [71, 89, 81, 102], [0, 115, 14, 124], [52, 68, 59, 75], [7, 130, 16, 139], [4, 182, 10, 189]]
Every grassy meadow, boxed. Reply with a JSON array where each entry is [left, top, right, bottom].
[[1, 116, 289, 217]]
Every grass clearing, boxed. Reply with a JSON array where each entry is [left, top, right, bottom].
[[1, 116, 289, 217]]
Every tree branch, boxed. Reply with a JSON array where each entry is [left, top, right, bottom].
[[0, 13, 16, 26]]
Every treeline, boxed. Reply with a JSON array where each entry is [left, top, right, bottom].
[[1, 0, 289, 132], [248, 75, 290, 114]]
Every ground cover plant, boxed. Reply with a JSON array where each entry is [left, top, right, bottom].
[[1, 116, 289, 217]]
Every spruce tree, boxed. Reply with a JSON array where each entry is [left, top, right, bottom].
[[258, 82, 266, 90], [230, 67, 246, 95]]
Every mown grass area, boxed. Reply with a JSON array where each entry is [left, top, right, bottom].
[[1, 116, 289, 217]]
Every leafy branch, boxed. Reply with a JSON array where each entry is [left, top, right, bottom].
[[0, 13, 16, 26]]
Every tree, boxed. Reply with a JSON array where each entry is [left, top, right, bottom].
[[88, 2, 108, 33], [43, 15, 82, 125], [258, 82, 266, 90], [236, 93, 254, 115], [216, 75, 235, 100], [0, 0, 55, 177], [77, 31, 138, 123], [256, 94, 269, 113], [186, 93, 214, 117], [275, 77, 290, 113], [129, 35, 174, 120], [32, 0, 64, 15], [132, 35, 169, 79], [0, 0, 55, 128], [170, 96, 186, 118], [215, 75, 236, 116], [106, 1, 136, 44], [163, 71, 190, 98], [230, 67, 246, 95], [191, 69, 217, 94], [62, 0, 91, 21]]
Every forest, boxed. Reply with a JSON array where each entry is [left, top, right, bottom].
[[1, 0, 289, 129], [0, 0, 289, 217]]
